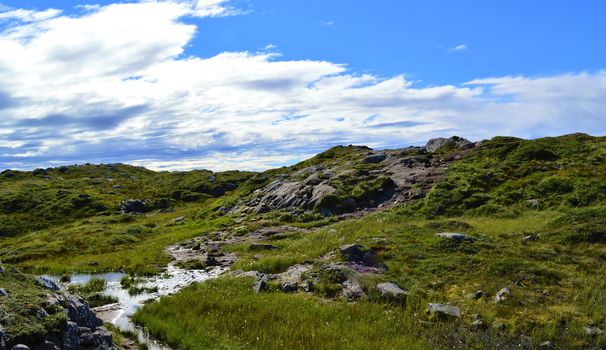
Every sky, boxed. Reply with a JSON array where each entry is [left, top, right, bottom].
[[0, 0, 605, 171]]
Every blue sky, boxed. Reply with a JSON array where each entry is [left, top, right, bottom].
[[4, 0, 605, 84], [0, 0, 605, 171]]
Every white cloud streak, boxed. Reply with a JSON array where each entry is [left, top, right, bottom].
[[0, 1, 604, 171]]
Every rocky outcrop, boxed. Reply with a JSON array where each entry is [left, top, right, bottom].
[[237, 137, 475, 216], [3, 291, 116, 350], [435, 232, 475, 242], [425, 136, 474, 153]]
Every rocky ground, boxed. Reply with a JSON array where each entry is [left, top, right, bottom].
[[0, 269, 116, 350]]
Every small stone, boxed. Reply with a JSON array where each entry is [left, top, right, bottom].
[[495, 287, 511, 304], [468, 290, 487, 301], [171, 216, 185, 223], [584, 326, 604, 336], [0, 265, 4, 274], [528, 199, 540, 208], [539, 340, 554, 349], [427, 303, 461, 319], [253, 254, 264, 260], [522, 234, 539, 242], [436, 232, 474, 242], [376, 282, 407, 303], [0, 288, 7, 297], [12, 345, 30, 350]]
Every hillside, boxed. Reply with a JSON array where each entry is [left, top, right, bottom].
[[1, 133, 606, 349]]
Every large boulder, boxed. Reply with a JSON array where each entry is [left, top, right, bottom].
[[425, 136, 474, 153]]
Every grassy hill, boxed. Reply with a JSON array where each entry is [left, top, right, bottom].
[[1, 133, 606, 349]]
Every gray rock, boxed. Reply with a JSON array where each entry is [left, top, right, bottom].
[[436, 232, 474, 242], [56, 294, 103, 329], [64, 322, 79, 350], [120, 199, 148, 213], [427, 303, 461, 318], [93, 327, 114, 347], [527, 199, 540, 208], [280, 281, 298, 293], [522, 234, 539, 242], [469, 290, 487, 301], [11, 345, 30, 350], [252, 276, 268, 293], [495, 287, 511, 304], [0, 265, 4, 274], [584, 326, 604, 336], [376, 282, 407, 303], [539, 341, 554, 349], [425, 136, 474, 153], [339, 244, 366, 262], [36, 276, 60, 290], [0, 288, 7, 297], [363, 153, 387, 163], [78, 327, 95, 346], [0, 325, 5, 350], [171, 216, 185, 223], [341, 279, 365, 300]]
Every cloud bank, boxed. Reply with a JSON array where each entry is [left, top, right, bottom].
[[0, 1, 605, 171]]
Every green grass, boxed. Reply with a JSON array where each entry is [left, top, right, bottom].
[[133, 277, 430, 350], [138, 208, 606, 349]]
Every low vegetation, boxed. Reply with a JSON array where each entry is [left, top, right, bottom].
[[1, 133, 606, 348]]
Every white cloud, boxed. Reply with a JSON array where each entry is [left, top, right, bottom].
[[0, 1, 605, 171], [447, 44, 467, 52], [320, 21, 335, 26]]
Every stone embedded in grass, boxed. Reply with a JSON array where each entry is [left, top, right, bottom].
[[36, 276, 59, 290], [539, 341, 554, 349], [341, 279, 365, 300], [522, 234, 539, 242], [0, 288, 7, 297], [171, 216, 185, 223], [584, 326, 604, 337], [427, 303, 461, 319], [11, 344, 30, 350], [468, 290, 487, 301], [376, 282, 407, 303], [494, 287, 511, 304], [339, 244, 379, 266], [435, 232, 474, 242]]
